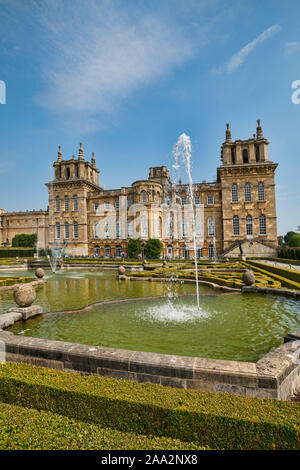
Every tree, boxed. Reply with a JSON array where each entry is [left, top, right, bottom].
[[288, 234, 300, 247], [127, 238, 141, 258], [144, 238, 163, 259], [283, 231, 297, 245], [12, 233, 37, 247]]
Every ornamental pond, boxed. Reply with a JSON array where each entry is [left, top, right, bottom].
[[0, 269, 299, 362]]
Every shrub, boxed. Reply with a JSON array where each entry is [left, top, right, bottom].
[[289, 235, 300, 248], [0, 363, 299, 450], [144, 238, 163, 259], [127, 239, 141, 258], [0, 248, 35, 258], [12, 234, 37, 248]]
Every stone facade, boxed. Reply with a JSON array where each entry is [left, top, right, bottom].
[[0, 121, 278, 259]]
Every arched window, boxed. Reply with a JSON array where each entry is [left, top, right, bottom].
[[246, 215, 253, 236], [259, 214, 267, 235], [115, 245, 122, 257], [73, 195, 78, 211], [75, 165, 79, 178], [66, 167, 70, 179], [73, 221, 78, 239], [182, 246, 189, 259], [208, 217, 215, 236], [242, 149, 249, 163], [244, 182, 252, 202], [94, 245, 100, 257], [55, 196, 60, 212], [232, 183, 238, 202], [56, 222, 60, 239], [64, 221, 69, 239], [233, 215, 240, 235], [105, 245, 111, 257], [258, 182, 265, 201], [64, 195, 69, 211], [197, 247, 203, 258], [141, 191, 147, 203], [208, 244, 214, 258]]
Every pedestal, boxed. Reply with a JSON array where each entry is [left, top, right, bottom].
[[8, 305, 43, 321]]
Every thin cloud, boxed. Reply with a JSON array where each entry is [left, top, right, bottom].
[[31, 0, 200, 131], [223, 24, 281, 74]]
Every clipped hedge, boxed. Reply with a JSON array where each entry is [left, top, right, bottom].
[[0, 277, 34, 287], [0, 402, 205, 450], [246, 261, 300, 290], [0, 248, 34, 258], [0, 363, 299, 450]]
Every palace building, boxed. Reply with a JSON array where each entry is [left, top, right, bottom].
[[0, 121, 278, 259]]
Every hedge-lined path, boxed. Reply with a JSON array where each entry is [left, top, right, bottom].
[[255, 260, 300, 272]]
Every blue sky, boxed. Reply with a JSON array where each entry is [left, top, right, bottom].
[[0, 0, 299, 235]]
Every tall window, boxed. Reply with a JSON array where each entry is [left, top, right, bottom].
[[73, 195, 78, 211], [259, 214, 267, 235], [127, 219, 133, 237], [207, 195, 214, 205], [242, 149, 249, 163], [94, 202, 99, 211], [156, 216, 162, 237], [208, 244, 214, 258], [105, 222, 110, 238], [141, 191, 147, 203], [208, 217, 215, 236], [64, 195, 69, 211], [233, 215, 240, 235], [56, 222, 60, 239], [116, 220, 121, 238], [258, 182, 265, 201], [244, 183, 252, 202], [246, 215, 253, 235], [232, 183, 238, 202], [127, 199, 133, 208], [74, 222, 78, 239], [105, 245, 111, 257], [55, 196, 60, 212], [141, 215, 148, 237], [231, 147, 236, 164], [115, 246, 122, 257], [115, 200, 120, 210], [181, 197, 186, 205], [194, 196, 200, 205], [195, 218, 201, 237], [166, 214, 172, 238], [182, 221, 188, 237], [64, 221, 69, 239], [94, 222, 100, 239]]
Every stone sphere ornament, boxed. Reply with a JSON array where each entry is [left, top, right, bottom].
[[118, 265, 126, 275], [242, 269, 255, 286], [35, 268, 45, 279], [13, 285, 36, 308]]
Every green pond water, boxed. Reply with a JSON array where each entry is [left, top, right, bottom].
[[1, 269, 300, 362]]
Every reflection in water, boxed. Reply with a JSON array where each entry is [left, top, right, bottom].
[[1, 269, 300, 362]]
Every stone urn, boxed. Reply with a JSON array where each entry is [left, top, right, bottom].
[[35, 267, 45, 279], [118, 265, 126, 275], [242, 269, 255, 286], [13, 284, 36, 308]]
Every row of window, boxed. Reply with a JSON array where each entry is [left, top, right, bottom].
[[56, 222, 78, 239], [232, 214, 267, 236], [232, 182, 265, 203], [55, 195, 78, 212]]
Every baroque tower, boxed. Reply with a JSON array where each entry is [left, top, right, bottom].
[[217, 120, 278, 256]]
